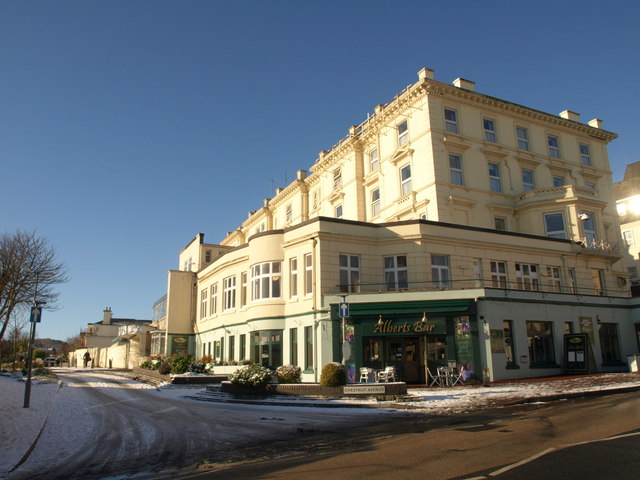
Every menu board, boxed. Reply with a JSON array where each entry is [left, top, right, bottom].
[[564, 333, 590, 373]]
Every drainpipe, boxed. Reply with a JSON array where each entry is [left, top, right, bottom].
[[313, 318, 319, 383], [312, 237, 318, 311]]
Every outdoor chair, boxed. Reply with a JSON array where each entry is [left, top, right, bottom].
[[377, 366, 396, 382], [359, 367, 371, 383]]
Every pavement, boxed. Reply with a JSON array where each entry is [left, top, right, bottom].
[[179, 371, 640, 410]]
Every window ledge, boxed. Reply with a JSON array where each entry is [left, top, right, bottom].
[[601, 361, 626, 367], [528, 362, 561, 369], [363, 171, 380, 187], [389, 147, 414, 165]]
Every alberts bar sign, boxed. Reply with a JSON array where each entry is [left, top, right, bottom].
[[367, 316, 446, 336]]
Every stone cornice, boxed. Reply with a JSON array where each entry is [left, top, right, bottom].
[[269, 179, 309, 209], [424, 80, 618, 142]]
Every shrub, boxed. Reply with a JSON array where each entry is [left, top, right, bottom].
[[170, 354, 193, 375], [139, 360, 153, 370], [229, 363, 272, 388], [200, 354, 212, 363], [158, 359, 171, 375], [319, 362, 346, 387], [188, 362, 212, 374], [239, 359, 251, 365], [276, 364, 302, 384]]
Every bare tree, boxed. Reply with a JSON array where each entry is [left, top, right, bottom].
[[0, 231, 68, 341], [63, 333, 84, 356]]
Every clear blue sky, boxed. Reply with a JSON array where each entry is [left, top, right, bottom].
[[2, 1, 639, 341]]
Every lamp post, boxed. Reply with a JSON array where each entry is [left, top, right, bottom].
[[23, 271, 47, 409]]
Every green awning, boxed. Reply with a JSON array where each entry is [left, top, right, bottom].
[[333, 299, 474, 317]]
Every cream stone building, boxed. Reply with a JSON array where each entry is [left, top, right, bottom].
[[615, 162, 640, 288], [155, 67, 638, 382], [71, 308, 152, 369]]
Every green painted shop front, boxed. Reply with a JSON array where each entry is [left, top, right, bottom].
[[332, 299, 481, 384]]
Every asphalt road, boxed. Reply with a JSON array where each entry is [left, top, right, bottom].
[[6, 371, 390, 480], [8, 372, 640, 480], [184, 391, 640, 480]]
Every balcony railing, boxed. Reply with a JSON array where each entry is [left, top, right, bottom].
[[572, 238, 618, 256], [336, 277, 630, 298], [517, 185, 598, 206], [118, 324, 145, 336]]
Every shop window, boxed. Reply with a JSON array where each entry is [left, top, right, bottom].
[[251, 330, 283, 369], [598, 323, 621, 365], [363, 337, 383, 363], [290, 328, 298, 365], [526, 321, 556, 367], [304, 326, 313, 371], [239, 334, 246, 362], [228, 336, 235, 363], [503, 320, 517, 367]]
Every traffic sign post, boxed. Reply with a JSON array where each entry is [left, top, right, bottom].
[[24, 305, 44, 408], [338, 301, 350, 366]]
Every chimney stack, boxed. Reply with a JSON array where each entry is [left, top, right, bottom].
[[453, 78, 476, 91], [559, 110, 581, 122], [103, 307, 112, 325]]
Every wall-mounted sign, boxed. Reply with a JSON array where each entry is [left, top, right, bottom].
[[490, 329, 505, 353]]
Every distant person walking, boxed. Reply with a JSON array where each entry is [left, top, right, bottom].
[[83, 351, 91, 368]]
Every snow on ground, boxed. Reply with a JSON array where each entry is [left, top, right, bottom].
[[1, 369, 639, 478]]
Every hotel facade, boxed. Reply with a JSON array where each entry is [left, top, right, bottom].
[[150, 67, 639, 383]]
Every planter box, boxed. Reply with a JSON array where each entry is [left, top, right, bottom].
[[171, 375, 228, 385], [132, 367, 171, 382], [218, 381, 407, 398]]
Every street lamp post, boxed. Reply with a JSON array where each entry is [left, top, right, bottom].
[[23, 271, 47, 409]]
